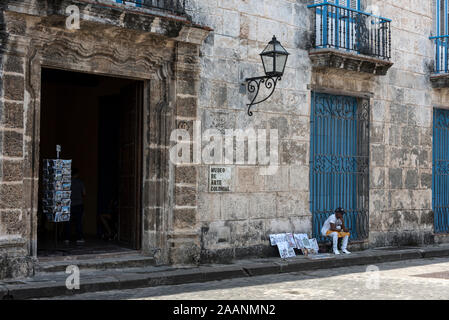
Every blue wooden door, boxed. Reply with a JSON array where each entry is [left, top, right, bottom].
[[433, 108, 449, 233], [310, 92, 369, 242]]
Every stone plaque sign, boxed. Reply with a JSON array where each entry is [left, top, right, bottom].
[[209, 166, 232, 192]]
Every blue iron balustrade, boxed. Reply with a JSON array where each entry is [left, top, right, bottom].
[[432, 0, 449, 74], [430, 35, 449, 74], [114, 0, 186, 16], [308, 2, 391, 60]]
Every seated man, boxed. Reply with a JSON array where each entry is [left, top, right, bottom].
[[321, 207, 351, 255]]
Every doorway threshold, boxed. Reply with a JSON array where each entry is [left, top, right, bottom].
[[37, 235, 139, 258], [37, 249, 137, 263], [36, 251, 155, 273]]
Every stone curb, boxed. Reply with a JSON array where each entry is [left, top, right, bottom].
[[3, 246, 449, 299]]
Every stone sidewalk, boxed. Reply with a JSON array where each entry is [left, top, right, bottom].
[[2, 244, 449, 300]]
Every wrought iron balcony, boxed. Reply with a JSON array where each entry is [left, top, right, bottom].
[[113, 0, 186, 16], [429, 36, 449, 87], [307, 2, 393, 75], [431, 35, 449, 74]]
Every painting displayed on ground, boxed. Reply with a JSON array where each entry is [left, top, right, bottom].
[[294, 234, 310, 249], [269, 233, 320, 258], [309, 238, 320, 255], [276, 241, 296, 259], [42, 159, 72, 222], [293, 233, 318, 255]]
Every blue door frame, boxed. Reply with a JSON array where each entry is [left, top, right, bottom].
[[310, 92, 369, 242], [433, 108, 449, 233]]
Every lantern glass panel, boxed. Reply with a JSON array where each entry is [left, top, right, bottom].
[[275, 53, 288, 74], [273, 41, 288, 54], [262, 54, 274, 75], [262, 42, 274, 54]]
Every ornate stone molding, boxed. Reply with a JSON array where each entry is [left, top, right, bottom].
[[40, 39, 169, 79], [430, 73, 449, 88], [309, 48, 393, 76], [4, 0, 211, 44], [175, 25, 212, 46]]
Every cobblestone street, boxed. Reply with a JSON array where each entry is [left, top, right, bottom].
[[44, 257, 449, 300]]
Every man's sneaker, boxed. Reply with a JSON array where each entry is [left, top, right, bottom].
[[342, 249, 351, 254], [333, 249, 340, 255]]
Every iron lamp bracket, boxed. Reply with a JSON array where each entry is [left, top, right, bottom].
[[245, 75, 281, 116]]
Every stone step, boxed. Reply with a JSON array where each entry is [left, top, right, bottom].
[[36, 253, 156, 273], [37, 250, 136, 262]]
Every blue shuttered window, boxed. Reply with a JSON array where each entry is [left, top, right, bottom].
[[314, 0, 361, 50], [115, 0, 142, 7], [314, 0, 360, 10], [433, 0, 449, 73], [112, 0, 187, 15]]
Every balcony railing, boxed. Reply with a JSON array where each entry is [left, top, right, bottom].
[[431, 35, 449, 74], [114, 0, 186, 16], [308, 2, 391, 60]]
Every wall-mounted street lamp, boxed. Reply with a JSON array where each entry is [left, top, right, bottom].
[[245, 36, 290, 116]]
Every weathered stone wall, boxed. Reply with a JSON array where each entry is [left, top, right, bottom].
[[0, 2, 35, 279], [189, 0, 314, 262], [367, 0, 434, 246], [187, 0, 441, 258]]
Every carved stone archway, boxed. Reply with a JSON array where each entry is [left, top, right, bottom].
[[0, 6, 208, 277]]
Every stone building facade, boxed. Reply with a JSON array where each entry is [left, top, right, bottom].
[[0, 0, 447, 279]]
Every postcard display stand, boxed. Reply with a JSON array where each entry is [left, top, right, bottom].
[[42, 159, 72, 223]]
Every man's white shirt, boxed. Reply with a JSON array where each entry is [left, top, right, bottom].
[[321, 214, 343, 236]]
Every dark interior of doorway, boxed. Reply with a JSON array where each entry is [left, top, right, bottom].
[[37, 68, 143, 257]]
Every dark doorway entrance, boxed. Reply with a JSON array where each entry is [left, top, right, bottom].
[[37, 68, 143, 256]]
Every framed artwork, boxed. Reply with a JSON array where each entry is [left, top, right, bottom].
[[277, 241, 296, 259]]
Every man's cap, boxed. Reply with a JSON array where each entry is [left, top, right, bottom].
[[335, 207, 346, 214]]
